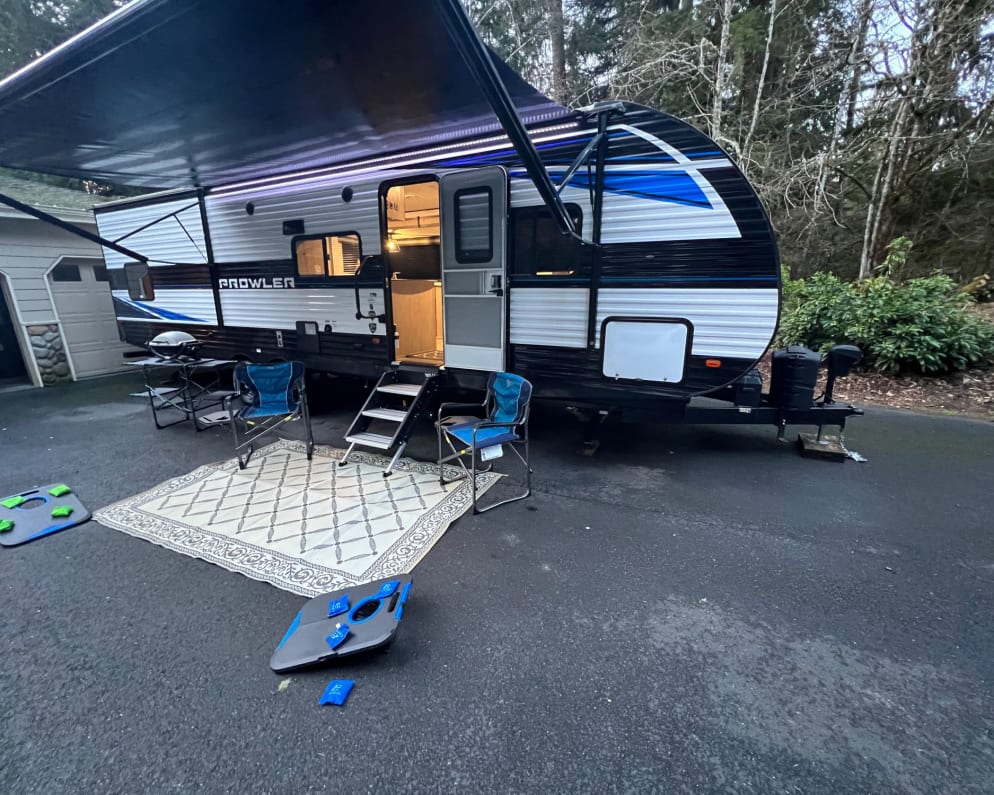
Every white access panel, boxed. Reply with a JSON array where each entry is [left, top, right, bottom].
[[602, 320, 689, 383]]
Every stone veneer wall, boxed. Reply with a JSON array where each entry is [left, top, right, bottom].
[[26, 323, 71, 385]]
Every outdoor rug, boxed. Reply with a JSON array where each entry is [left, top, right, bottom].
[[94, 439, 499, 596]]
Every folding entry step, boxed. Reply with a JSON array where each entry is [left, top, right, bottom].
[[340, 367, 441, 476]]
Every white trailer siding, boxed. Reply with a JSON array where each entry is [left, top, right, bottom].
[[595, 288, 778, 359], [112, 286, 219, 326], [509, 287, 778, 360], [205, 178, 386, 262], [219, 287, 387, 335], [94, 194, 208, 268]]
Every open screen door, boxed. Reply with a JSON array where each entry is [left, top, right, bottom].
[[439, 167, 508, 371]]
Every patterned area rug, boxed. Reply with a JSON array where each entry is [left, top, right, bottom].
[[94, 439, 499, 596]]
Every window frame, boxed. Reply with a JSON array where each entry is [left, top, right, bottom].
[[509, 203, 585, 278], [51, 263, 83, 282], [453, 187, 494, 264], [291, 231, 363, 281]]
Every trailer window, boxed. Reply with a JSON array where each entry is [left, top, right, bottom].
[[124, 261, 154, 300], [293, 233, 362, 278], [454, 188, 493, 263], [510, 204, 583, 277]]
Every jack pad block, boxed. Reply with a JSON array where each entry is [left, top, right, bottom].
[[797, 433, 848, 462]]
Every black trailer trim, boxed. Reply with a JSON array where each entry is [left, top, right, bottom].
[[198, 190, 224, 327], [585, 108, 610, 346]]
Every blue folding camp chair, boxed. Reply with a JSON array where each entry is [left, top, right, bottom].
[[437, 372, 533, 514], [224, 361, 314, 469]]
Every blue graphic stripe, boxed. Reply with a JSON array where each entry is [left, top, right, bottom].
[[133, 301, 205, 323], [509, 168, 712, 209]]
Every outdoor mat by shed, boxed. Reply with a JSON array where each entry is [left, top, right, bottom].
[[93, 439, 499, 596]]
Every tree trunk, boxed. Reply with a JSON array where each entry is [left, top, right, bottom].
[[814, 0, 870, 220], [742, 0, 777, 163], [711, 0, 734, 143], [844, 0, 873, 133], [859, 99, 909, 278], [548, 0, 567, 104]]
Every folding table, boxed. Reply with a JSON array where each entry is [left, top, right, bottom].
[[128, 357, 237, 431]]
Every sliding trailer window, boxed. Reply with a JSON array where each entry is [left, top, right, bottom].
[[510, 204, 585, 277], [293, 232, 362, 278]]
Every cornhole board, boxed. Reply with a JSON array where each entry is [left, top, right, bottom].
[[0, 484, 90, 547], [271, 575, 413, 673]]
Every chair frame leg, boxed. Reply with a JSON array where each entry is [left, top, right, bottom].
[[300, 391, 314, 460], [437, 431, 532, 514], [472, 441, 532, 514]]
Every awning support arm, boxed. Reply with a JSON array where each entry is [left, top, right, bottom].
[[0, 192, 148, 263], [433, 0, 579, 239], [556, 132, 603, 197], [113, 199, 198, 244]]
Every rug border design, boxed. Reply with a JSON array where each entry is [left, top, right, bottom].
[[94, 439, 499, 596]]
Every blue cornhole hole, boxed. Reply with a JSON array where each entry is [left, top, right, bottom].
[[271, 576, 413, 673]]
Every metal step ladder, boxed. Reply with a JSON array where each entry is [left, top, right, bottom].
[[339, 366, 441, 476]]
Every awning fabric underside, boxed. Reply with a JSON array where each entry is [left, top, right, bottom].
[[0, 0, 569, 189]]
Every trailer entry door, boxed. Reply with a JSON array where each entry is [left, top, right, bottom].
[[439, 167, 508, 372]]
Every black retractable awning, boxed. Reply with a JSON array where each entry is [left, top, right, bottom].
[[0, 0, 572, 190]]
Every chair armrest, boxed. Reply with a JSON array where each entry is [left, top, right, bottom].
[[470, 420, 522, 446], [223, 392, 243, 416], [438, 401, 485, 420], [470, 420, 514, 430]]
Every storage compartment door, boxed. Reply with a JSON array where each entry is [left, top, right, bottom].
[[601, 318, 692, 383]]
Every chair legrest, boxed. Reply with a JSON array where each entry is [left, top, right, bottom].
[[437, 371, 533, 514]]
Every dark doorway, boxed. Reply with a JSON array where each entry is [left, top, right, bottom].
[[0, 279, 28, 382]]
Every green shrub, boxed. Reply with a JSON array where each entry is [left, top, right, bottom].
[[777, 269, 994, 375]]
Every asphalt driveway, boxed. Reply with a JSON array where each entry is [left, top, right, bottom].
[[0, 374, 992, 793]]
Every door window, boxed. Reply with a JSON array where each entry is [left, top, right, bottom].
[[454, 188, 493, 263]]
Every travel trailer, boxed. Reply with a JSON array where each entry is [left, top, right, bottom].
[[0, 0, 861, 462]]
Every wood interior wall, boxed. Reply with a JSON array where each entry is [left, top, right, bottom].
[[391, 279, 440, 359]]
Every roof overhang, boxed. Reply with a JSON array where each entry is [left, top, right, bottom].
[[0, 0, 572, 191], [0, 204, 94, 225]]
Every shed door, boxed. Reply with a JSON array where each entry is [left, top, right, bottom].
[[49, 259, 130, 377], [439, 167, 507, 372]]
